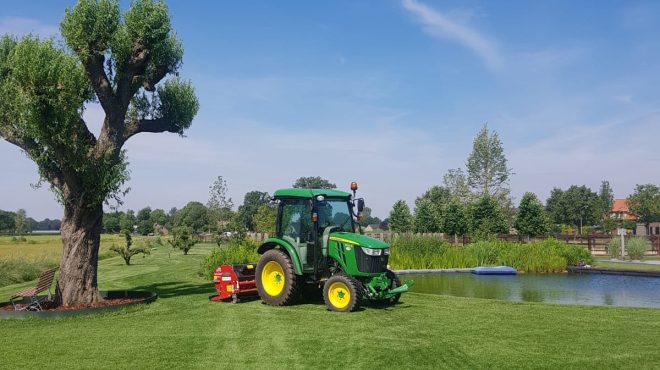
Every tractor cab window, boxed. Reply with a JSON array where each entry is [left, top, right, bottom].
[[279, 199, 313, 244], [317, 198, 353, 233]]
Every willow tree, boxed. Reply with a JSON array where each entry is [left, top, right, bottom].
[[0, 0, 199, 305]]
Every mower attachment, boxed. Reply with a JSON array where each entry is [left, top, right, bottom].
[[210, 264, 258, 303]]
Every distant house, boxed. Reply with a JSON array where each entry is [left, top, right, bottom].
[[363, 224, 382, 232], [153, 224, 170, 236], [610, 199, 660, 236], [610, 199, 636, 222]]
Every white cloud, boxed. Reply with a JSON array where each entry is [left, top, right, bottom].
[[0, 17, 58, 38], [401, 0, 502, 68]]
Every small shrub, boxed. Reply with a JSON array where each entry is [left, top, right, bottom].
[[0, 258, 58, 288], [110, 229, 150, 265], [169, 226, 197, 255], [626, 237, 649, 260], [199, 240, 259, 280], [606, 238, 621, 259]]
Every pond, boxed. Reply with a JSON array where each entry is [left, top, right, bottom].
[[409, 272, 660, 308]]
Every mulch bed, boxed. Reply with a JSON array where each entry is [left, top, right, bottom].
[[1, 297, 145, 311]]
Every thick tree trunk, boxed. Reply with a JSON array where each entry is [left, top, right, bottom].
[[56, 202, 104, 306]]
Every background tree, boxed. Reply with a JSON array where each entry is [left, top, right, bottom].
[[415, 185, 450, 230], [136, 207, 153, 235], [110, 228, 150, 265], [628, 184, 660, 235], [413, 198, 438, 233], [389, 200, 412, 233], [0, 210, 16, 233], [598, 180, 614, 217], [443, 168, 471, 204], [168, 225, 197, 255], [466, 124, 513, 197], [14, 209, 27, 235], [292, 176, 337, 189], [546, 185, 600, 233], [253, 204, 277, 234], [149, 208, 169, 227], [514, 192, 549, 239], [103, 212, 121, 233], [470, 195, 508, 239], [207, 176, 234, 232], [0, 0, 199, 305], [119, 210, 136, 233], [443, 199, 468, 243], [174, 202, 209, 232], [360, 207, 382, 227], [237, 191, 272, 231]]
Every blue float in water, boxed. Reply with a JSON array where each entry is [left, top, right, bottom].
[[471, 266, 517, 275]]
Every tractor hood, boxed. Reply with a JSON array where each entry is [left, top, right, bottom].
[[329, 232, 389, 249]]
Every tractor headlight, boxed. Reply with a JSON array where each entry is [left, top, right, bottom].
[[383, 248, 390, 256], [361, 247, 383, 256]]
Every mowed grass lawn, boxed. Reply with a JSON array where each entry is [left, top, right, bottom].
[[1, 239, 660, 369]]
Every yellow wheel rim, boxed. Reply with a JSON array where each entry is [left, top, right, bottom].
[[261, 261, 285, 296], [328, 281, 351, 309]]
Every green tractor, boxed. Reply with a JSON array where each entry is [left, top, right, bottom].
[[255, 182, 412, 312]]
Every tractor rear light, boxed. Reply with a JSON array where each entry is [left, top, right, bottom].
[[361, 247, 382, 256]]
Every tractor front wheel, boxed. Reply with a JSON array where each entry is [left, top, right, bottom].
[[323, 274, 360, 312], [256, 249, 298, 306]]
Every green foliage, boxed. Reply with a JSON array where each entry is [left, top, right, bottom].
[[253, 204, 276, 234], [606, 238, 622, 259], [389, 200, 412, 233], [470, 195, 508, 240], [443, 168, 471, 204], [598, 180, 614, 218], [546, 185, 602, 228], [103, 212, 121, 233], [388, 235, 591, 273], [199, 240, 259, 280], [207, 175, 234, 232], [466, 124, 512, 196], [626, 237, 650, 260], [360, 207, 382, 227], [14, 209, 26, 235], [168, 225, 197, 255], [109, 229, 150, 265], [442, 199, 468, 240], [413, 198, 439, 233], [514, 192, 549, 237], [292, 176, 336, 189], [628, 184, 660, 228], [237, 191, 272, 231], [155, 78, 199, 134], [174, 202, 209, 232], [0, 210, 15, 233]]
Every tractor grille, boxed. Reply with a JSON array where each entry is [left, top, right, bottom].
[[354, 246, 388, 273]]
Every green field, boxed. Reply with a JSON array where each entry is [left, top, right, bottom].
[[1, 239, 660, 369]]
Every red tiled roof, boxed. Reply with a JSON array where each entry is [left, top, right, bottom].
[[611, 199, 636, 221], [611, 199, 629, 213]]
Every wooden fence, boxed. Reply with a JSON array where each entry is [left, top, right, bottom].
[[244, 232, 660, 256]]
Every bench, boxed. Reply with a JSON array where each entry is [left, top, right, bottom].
[[9, 268, 57, 311]]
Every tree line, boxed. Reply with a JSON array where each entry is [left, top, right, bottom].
[[0, 209, 62, 234], [387, 125, 660, 239]]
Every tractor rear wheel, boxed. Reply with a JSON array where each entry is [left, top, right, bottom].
[[256, 249, 298, 306], [323, 274, 360, 312]]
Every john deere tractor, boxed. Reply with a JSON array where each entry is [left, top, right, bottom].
[[255, 182, 411, 312]]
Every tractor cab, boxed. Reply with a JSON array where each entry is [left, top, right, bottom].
[[255, 182, 412, 312]]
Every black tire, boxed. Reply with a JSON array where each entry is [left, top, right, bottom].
[[385, 269, 401, 305], [256, 249, 299, 306], [323, 274, 361, 312]]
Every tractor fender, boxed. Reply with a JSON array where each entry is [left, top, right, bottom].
[[258, 238, 303, 275]]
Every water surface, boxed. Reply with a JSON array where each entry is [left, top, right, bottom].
[[409, 272, 660, 308]]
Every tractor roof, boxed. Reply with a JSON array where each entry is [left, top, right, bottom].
[[273, 188, 351, 199]]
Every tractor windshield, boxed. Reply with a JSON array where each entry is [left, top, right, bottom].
[[317, 198, 353, 233]]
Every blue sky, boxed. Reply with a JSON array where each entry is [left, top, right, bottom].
[[1, 0, 660, 220]]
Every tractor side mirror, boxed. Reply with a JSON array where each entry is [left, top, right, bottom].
[[357, 199, 365, 213]]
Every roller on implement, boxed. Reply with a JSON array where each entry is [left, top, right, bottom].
[[210, 264, 258, 303]]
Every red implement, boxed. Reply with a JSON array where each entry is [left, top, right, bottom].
[[210, 263, 258, 303]]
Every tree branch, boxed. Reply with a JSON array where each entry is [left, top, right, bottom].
[[123, 117, 177, 143], [117, 42, 149, 108], [81, 54, 114, 112]]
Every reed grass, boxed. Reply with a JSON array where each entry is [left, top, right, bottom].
[[388, 235, 592, 273]]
